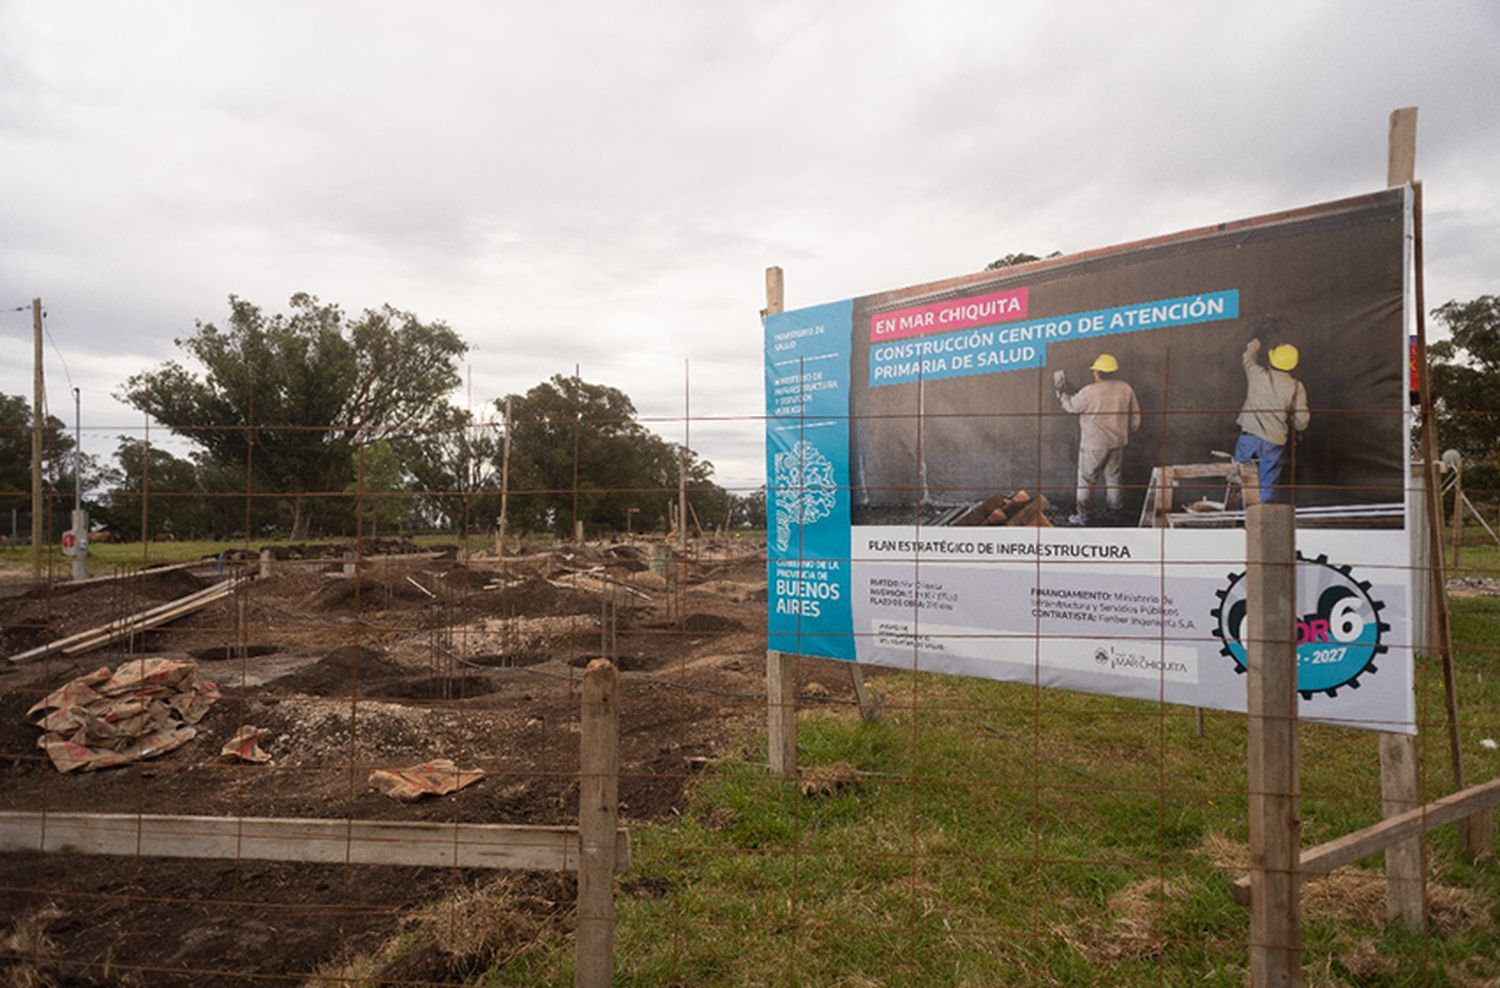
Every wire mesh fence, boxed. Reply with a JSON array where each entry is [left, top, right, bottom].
[[0, 376, 1496, 987]]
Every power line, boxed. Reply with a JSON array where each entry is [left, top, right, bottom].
[[41, 307, 76, 393]]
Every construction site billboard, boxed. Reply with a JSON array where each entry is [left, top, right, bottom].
[[765, 187, 1415, 732]]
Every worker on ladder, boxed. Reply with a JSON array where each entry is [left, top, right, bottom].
[[1054, 353, 1141, 526], [1234, 334, 1310, 504]]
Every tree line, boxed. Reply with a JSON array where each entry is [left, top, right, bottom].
[[1, 293, 767, 543], [13, 289, 1493, 543]]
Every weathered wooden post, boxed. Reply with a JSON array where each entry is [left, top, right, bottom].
[[764, 265, 799, 780], [258, 549, 273, 580], [1384, 104, 1432, 921], [1246, 503, 1301, 987], [577, 659, 619, 987]]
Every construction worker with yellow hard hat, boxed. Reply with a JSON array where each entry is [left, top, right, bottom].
[[1054, 353, 1141, 526], [1234, 322, 1309, 504], [1268, 344, 1299, 371]]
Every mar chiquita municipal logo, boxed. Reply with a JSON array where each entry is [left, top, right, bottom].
[[1211, 552, 1390, 699]]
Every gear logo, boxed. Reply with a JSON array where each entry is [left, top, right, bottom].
[[1210, 552, 1390, 700], [772, 440, 838, 552]]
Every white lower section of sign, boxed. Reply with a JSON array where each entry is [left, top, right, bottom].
[[846, 525, 1415, 733]]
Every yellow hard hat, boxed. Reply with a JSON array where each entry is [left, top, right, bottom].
[[1090, 353, 1119, 373], [1269, 344, 1299, 371]]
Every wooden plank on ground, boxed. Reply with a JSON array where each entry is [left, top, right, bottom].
[[60, 585, 240, 656], [8, 578, 245, 663], [0, 812, 631, 873], [1231, 776, 1500, 906]]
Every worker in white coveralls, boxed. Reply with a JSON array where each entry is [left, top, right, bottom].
[[1234, 337, 1309, 504], [1054, 354, 1141, 526]]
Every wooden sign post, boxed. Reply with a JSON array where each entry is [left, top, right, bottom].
[[764, 266, 800, 780], [1381, 106, 1430, 928], [762, 265, 883, 781]]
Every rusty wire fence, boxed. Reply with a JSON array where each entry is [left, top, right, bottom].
[[0, 392, 1497, 988]]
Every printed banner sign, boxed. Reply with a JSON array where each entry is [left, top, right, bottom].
[[765, 189, 1415, 732]]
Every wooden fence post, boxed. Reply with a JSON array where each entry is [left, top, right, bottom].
[[1380, 732, 1426, 927], [768, 649, 797, 780], [1246, 503, 1301, 987], [577, 659, 619, 988]]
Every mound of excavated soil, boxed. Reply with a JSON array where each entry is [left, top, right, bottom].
[[274, 645, 407, 695], [567, 652, 670, 672], [0, 618, 55, 657], [480, 577, 606, 618], [380, 674, 501, 701], [680, 612, 746, 633], [19, 567, 211, 604], [433, 566, 491, 592], [310, 575, 434, 612]]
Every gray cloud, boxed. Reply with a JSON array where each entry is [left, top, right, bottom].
[[1, 0, 1496, 491]]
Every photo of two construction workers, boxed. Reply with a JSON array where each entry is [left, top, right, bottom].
[[1053, 321, 1309, 526]]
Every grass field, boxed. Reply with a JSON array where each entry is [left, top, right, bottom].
[[476, 646, 1499, 985], [478, 547, 1500, 985]]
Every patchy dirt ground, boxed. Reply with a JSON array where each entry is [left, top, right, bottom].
[[0, 539, 862, 985]]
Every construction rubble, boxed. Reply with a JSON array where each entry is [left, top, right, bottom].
[[26, 657, 219, 773]]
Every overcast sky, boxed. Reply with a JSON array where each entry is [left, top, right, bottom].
[[2, 1, 1497, 491]]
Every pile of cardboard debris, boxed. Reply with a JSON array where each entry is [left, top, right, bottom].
[[26, 658, 219, 772]]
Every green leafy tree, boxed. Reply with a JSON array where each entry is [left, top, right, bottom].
[[984, 250, 1061, 270], [346, 439, 410, 537], [396, 404, 500, 533], [735, 486, 767, 529], [97, 437, 210, 540], [1429, 294, 1500, 491], [191, 453, 280, 540], [0, 393, 93, 534], [498, 375, 724, 536], [119, 293, 467, 539], [680, 446, 730, 533]]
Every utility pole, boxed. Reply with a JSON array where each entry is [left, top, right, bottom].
[[30, 299, 43, 581]]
